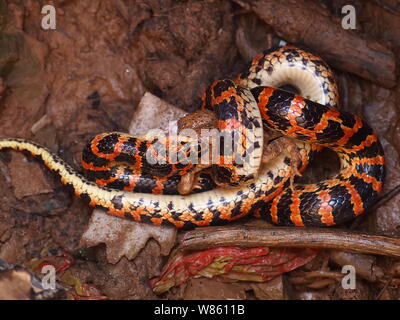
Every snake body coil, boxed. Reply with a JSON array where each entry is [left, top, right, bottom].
[[0, 46, 385, 228]]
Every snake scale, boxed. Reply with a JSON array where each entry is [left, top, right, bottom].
[[0, 46, 385, 228]]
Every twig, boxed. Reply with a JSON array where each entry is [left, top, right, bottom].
[[375, 276, 394, 300], [177, 226, 400, 258], [233, 0, 397, 88]]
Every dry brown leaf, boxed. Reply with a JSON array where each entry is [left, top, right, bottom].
[[80, 210, 176, 264]]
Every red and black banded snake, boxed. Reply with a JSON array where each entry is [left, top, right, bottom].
[[0, 46, 385, 228]]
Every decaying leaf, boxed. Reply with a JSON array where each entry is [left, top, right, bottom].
[[80, 210, 177, 264], [151, 246, 317, 294]]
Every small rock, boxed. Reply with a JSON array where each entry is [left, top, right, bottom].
[[80, 210, 177, 264], [128, 92, 186, 135], [250, 275, 290, 300], [330, 250, 384, 282], [8, 152, 53, 199]]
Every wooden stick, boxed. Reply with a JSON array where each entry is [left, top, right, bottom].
[[178, 226, 400, 258], [235, 0, 397, 88]]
